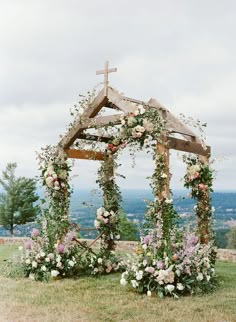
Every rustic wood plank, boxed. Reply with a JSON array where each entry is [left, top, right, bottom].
[[148, 98, 201, 143], [156, 139, 170, 198], [60, 89, 107, 149], [65, 149, 106, 161], [108, 87, 136, 113], [168, 137, 210, 156]]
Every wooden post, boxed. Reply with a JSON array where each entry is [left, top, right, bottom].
[[156, 139, 170, 199], [198, 154, 210, 244], [103, 155, 116, 250], [96, 61, 117, 97]]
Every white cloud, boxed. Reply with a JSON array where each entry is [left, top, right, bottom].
[[0, 0, 236, 190]]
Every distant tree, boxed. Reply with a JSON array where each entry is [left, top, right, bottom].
[[215, 228, 229, 249], [226, 226, 236, 249], [118, 212, 139, 241], [0, 163, 40, 236]]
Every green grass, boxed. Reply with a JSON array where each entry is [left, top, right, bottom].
[[0, 245, 236, 322]]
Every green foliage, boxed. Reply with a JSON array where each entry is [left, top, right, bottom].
[[215, 229, 229, 248], [226, 226, 236, 249], [118, 212, 139, 241], [0, 163, 40, 235]]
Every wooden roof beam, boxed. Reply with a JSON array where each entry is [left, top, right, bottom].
[[77, 133, 111, 143], [168, 137, 210, 156], [65, 149, 106, 161]]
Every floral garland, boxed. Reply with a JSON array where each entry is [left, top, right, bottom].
[[183, 155, 214, 243]]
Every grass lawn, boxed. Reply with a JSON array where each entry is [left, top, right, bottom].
[[0, 245, 236, 322]]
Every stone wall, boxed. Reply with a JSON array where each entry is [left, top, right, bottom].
[[0, 237, 236, 263]]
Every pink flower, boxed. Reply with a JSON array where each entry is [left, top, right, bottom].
[[194, 172, 199, 179], [24, 240, 32, 250], [143, 235, 151, 245], [157, 260, 164, 269], [57, 244, 65, 254], [145, 266, 155, 274], [31, 228, 39, 238], [198, 183, 206, 190]]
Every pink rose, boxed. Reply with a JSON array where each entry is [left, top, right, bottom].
[[31, 228, 39, 238], [198, 183, 206, 190]]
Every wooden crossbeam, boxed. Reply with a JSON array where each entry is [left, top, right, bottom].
[[96, 61, 117, 96], [168, 136, 210, 156], [80, 113, 122, 129], [78, 133, 111, 143], [65, 149, 106, 161]]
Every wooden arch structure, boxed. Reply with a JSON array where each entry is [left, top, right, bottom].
[[58, 64, 211, 246]]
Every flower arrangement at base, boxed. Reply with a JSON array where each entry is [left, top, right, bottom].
[[120, 231, 217, 298], [20, 229, 83, 281], [86, 249, 125, 275]]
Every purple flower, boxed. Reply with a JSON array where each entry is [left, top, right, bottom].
[[31, 228, 39, 238], [143, 235, 151, 245], [186, 233, 198, 247], [57, 244, 65, 254], [24, 240, 32, 250], [157, 260, 164, 269]]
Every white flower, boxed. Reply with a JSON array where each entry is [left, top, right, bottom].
[[147, 290, 152, 297], [121, 119, 126, 125], [25, 259, 31, 265], [115, 234, 120, 240], [165, 198, 173, 204], [56, 255, 61, 262], [165, 284, 175, 293], [97, 207, 105, 217], [40, 252, 46, 258], [176, 269, 181, 277], [134, 109, 139, 116], [45, 257, 50, 263], [29, 273, 35, 280], [18, 246, 23, 251], [45, 176, 54, 187], [177, 283, 184, 291], [142, 244, 147, 250], [143, 119, 154, 132], [54, 186, 60, 191], [139, 106, 146, 114], [56, 261, 62, 268], [143, 259, 147, 267], [206, 275, 211, 281], [131, 280, 139, 288], [51, 270, 59, 277], [197, 273, 204, 281], [68, 260, 75, 267], [32, 261, 37, 268], [98, 258, 103, 264], [103, 211, 110, 217], [120, 278, 127, 286], [41, 265, 47, 272], [94, 220, 100, 228], [136, 270, 143, 281], [161, 173, 167, 179]]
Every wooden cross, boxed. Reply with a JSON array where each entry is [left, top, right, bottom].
[[96, 61, 117, 96]]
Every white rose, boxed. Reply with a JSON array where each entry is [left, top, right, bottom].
[[40, 252, 46, 257], [131, 280, 139, 288], [147, 291, 152, 297], [177, 283, 184, 291], [197, 273, 204, 281], [165, 284, 175, 293], [68, 260, 75, 267], [136, 270, 143, 281], [121, 119, 126, 125], [56, 261, 62, 268], [139, 106, 146, 114], [45, 257, 50, 262], [32, 261, 37, 268], [142, 244, 147, 250], [94, 220, 100, 229], [41, 265, 47, 272], [51, 270, 59, 277], [97, 258, 103, 264], [45, 176, 54, 187], [25, 259, 31, 265], [120, 278, 127, 286], [96, 207, 104, 217]]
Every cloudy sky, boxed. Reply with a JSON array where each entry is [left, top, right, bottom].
[[1, 0, 235, 192]]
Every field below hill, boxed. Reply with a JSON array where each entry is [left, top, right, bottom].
[[0, 245, 236, 322]]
